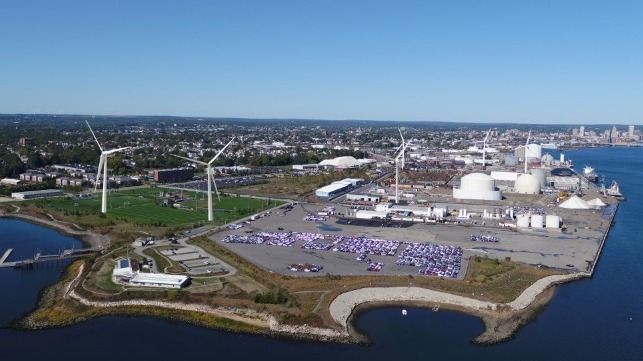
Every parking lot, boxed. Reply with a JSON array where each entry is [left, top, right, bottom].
[[210, 200, 610, 277]]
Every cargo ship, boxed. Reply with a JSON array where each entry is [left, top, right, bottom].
[[583, 165, 598, 183]]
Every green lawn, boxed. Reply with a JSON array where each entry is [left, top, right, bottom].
[[38, 187, 283, 227]]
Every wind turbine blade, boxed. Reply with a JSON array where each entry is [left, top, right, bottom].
[[86, 120, 103, 152], [172, 154, 208, 165], [95, 155, 104, 191], [399, 128, 405, 144], [213, 178, 221, 202], [104, 146, 130, 155], [209, 137, 235, 164]]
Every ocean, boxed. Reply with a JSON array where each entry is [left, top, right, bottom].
[[0, 147, 641, 360]]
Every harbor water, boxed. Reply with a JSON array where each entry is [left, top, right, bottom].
[[0, 147, 641, 360]]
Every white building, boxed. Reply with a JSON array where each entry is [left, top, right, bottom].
[[113, 258, 189, 289]]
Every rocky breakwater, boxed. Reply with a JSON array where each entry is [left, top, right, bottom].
[[329, 272, 589, 344]]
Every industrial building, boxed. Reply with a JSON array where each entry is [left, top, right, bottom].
[[453, 173, 502, 201], [345, 193, 382, 203], [315, 178, 363, 200], [153, 167, 195, 183], [11, 189, 63, 200]]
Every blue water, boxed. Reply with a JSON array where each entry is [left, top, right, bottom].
[[1, 147, 642, 360]]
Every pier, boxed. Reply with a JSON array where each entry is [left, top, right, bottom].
[[0, 248, 13, 264], [0, 248, 97, 269]]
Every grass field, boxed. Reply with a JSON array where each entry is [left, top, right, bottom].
[[38, 187, 283, 227]]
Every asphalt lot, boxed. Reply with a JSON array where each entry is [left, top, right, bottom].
[[209, 199, 612, 278]]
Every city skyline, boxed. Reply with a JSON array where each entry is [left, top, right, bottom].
[[2, 1, 643, 124]]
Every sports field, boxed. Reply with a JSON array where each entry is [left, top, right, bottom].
[[41, 187, 283, 227]]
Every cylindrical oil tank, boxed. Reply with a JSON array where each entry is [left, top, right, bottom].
[[526, 144, 543, 159], [531, 214, 544, 228], [545, 215, 560, 228], [516, 214, 530, 228]]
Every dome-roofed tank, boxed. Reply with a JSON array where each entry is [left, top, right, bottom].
[[541, 153, 554, 167], [453, 173, 502, 201], [515, 173, 541, 194], [461, 173, 495, 192]]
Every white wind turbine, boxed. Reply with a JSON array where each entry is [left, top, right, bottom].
[[524, 129, 532, 174], [173, 138, 235, 221], [481, 128, 492, 168], [394, 129, 410, 204], [86, 121, 130, 214]]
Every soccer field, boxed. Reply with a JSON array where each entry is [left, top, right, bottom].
[[41, 187, 282, 227]]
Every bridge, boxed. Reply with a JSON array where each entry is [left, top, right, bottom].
[[0, 248, 97, 269]]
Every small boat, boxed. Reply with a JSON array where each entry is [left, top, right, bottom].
[[402, 309, 407, 316]]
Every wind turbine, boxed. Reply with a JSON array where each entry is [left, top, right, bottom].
[[394, 129, 410, 204], [524, 129, 532, 174], [481, 128, 491, 168], [86, 121, 130, 214], [173, 138, 235, 221]]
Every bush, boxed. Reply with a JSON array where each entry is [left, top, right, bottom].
[[253, 287, 295, 305]]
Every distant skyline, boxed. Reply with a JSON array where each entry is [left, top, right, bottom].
[[2, 1, 643, 124]]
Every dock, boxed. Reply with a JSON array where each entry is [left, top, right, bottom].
[[0, 248, 97, 269], [0, 248, 13, 264]]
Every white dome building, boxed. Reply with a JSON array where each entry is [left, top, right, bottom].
[[319, 156, 361, 169], [515, 174, 541, 194], [453, 173, 502, 201]]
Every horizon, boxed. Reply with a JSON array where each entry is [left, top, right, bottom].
[[0, 113, 637, 128], [2, 1, 643, 124]]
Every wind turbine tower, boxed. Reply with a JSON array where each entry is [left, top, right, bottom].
[[173, 138, 235, 221], [394, 129, 409, 204], [481, 128, 491, 168], [86, 121, 130, 214], [524, 130, 532, 174]]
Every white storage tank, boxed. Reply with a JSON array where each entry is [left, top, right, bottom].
[[516, 214, 531, 228], [453, 173, 502, 201], [531, 214, 544, 228], [526, 144, 543, 159], [515, 173, 541, 194], [545, 215, 561, 228]]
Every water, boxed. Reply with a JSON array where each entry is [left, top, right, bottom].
[[0, 219, 82, 325], [1, 147, 642, 360]]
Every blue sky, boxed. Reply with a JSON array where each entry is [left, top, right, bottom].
[[1, 0, 642, 124]]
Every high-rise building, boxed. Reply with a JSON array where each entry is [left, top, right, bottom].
[[572, 128, 579, 136], [629, 125, 635, 137], [579, 126, 585, 137]]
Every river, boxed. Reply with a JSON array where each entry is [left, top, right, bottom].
[[0, 147, 641, 360]]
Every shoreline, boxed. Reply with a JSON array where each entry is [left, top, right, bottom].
[[331, 272, 589, 344], [2, 208, 604, 345]]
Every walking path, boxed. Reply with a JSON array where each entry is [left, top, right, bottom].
[[65, 263, 346, 339]]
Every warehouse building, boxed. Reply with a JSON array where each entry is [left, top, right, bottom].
[[153, 167, 195, 183], [11, 189, 63, 200]]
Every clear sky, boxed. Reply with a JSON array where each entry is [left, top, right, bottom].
[[1, 0, 642, 124]]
